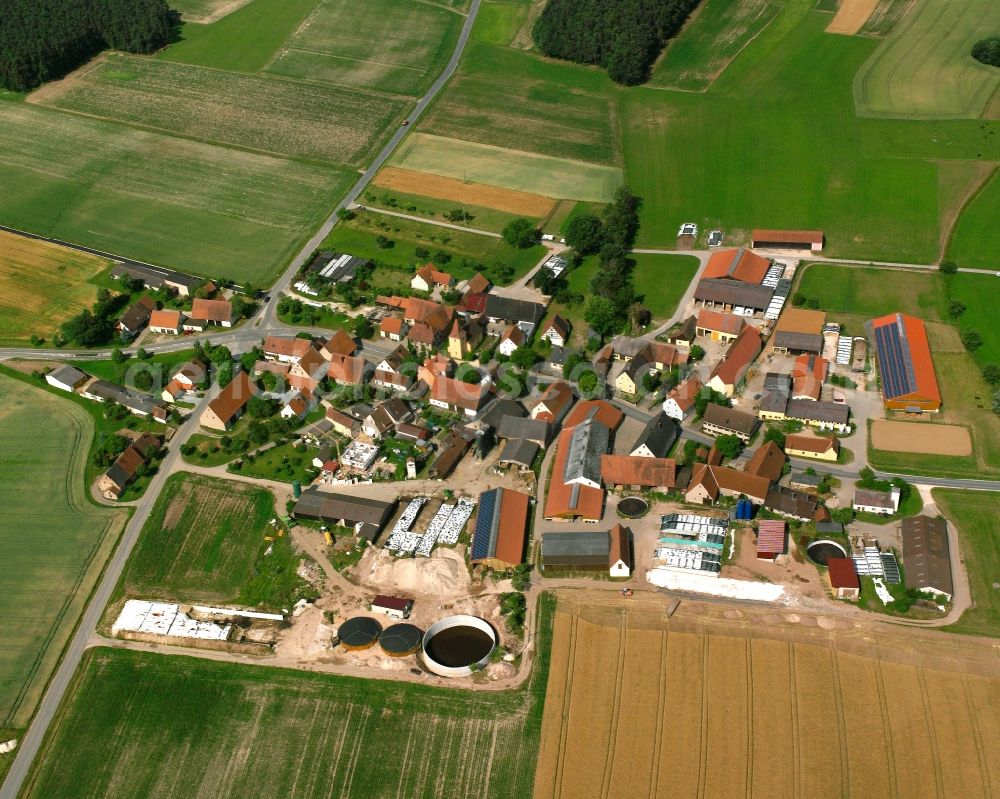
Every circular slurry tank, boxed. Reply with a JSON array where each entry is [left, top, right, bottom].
[[421, 615, 497, 677], [379, 623, 424, 657], [618, 497, 648, 519], [337, 616, 382, 651], [807, 539, 848, 566]]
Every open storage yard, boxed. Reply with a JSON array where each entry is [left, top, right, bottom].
[[0, 231, 108, 345], [534, 595, 1000, 799], [20, 596, 556, 799], [0, 376, 127, 739]]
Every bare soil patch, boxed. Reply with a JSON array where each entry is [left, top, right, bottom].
[[871, 419, 972, 456], [373, 166, 556, 216], [826, 0, 879, 34]]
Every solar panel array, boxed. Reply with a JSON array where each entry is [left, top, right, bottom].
[[470, 490, 498, 561], [880, 553, 901, 584], [873, 318, 916, 399]]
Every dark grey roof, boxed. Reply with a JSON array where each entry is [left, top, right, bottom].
[[564, 418, 609, 484], [764, 372, 791, 392], [610, 336, 649, 359], [785, 399, 850, 426], [760, 390, 789, 414], [293, 489, 396, 529], [694, 279, 774, 310], [497, 416, 549, 445], [485, 295, 545, 325], [541, 531, 610, 564], [480, 398, 527, 429], [631, 413, 680, 458], [765, 485, 818, 520], [111, 263, 202, 291], [118, 299, 153, 333], [901, 516, 953, 597], [48, 365, 87, 386], [86, 380, 164, 416], [816, 521, 844, 534], [701, 402, 760, 436], [774, 330, 823, 354], [499, 438, 539, 467], [790, 472, 823, 486]]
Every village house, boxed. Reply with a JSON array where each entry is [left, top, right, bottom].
[[362, 397, 411, 440], [853, 486, 900, 516], [190, 298, 233, 328], [116, 296, 156, 338], [663, 376, 702, 422], [530, 381, 574, 424], [695, 308, 745, 343], [326, 352, 369, 386], [372, 347, 416, 393], [791, 353, 828, 401], [615, 353, 651, 396], [263, 335, 316, 364], [745, 441, 786, 483], [600, 455, 676, 492], [497, 324, 526, 357], [379, 316, 408, 342], [701, 403, 760, 443], [326, 405, 361, 438], [148, 309, 183, 335], [320, 330, 357, 359], [200, 371, 253, 431], [785, 432, 839, 461], [410, 265, 454, 293], [630, 413, 680, 458], [706, 325, 762, 397], [540, 315, 571, 348], [97, 433, 160, 500], [685, 464, 770, 505], [665, 315, 697, 348]]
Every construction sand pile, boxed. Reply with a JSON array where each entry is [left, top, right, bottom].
[[361, 547, 471, 597]]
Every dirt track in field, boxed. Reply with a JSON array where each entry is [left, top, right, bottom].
[[826, 0, 879, 34], [871, 419, 973, 456], [373, 167, 556, 216], [533, 594, 1000, 799]]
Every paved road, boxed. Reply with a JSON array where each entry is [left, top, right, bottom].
[[0, 2, 484, 795]]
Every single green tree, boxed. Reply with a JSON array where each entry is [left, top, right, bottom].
[[502, 218, 540, 249]]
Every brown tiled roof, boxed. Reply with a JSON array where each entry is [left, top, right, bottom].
[[263, 335, 312, 359], [380, 316, 405, 335], [827, 557, 859, 589], [697, 308, 745, 336], [431, 375, 489, 411], [500, 325, 526, 346], [190, 298, 232, 323], [776, 308, 826, 335], [752, 229, 823, 246], [645, 341, 686, 368], [543, 426, 605, 520], [702, 402, 759, 436], [746, 441, 785, 483], [901, 515, 953, 597], [687, 464, 770, 503], [327, 353, 366, 385], [323, 330, 356, 357], [702, 248, 770, 284], [466, 273, 491, 295], [327, 407, 359, 431], [531, 381, 574, 422], [785, 433, 839, 454], [600, 455, 676, 488], [563, 400, 623, 431], [149, 309, 181, 329], [207, 371, 253, 426], [415, 264, 453, 286], [710, 325, 762, 387], [608, 523, 631, 569], [456, 292, 488, 315], [374, 369, 412, 388]]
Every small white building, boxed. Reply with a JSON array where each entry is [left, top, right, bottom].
[[371, 595, 414, 620], [45, 365, 88, 393], [853, 486, 900, 515], [497, 325, 525, 357]]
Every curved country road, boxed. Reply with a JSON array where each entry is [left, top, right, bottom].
[[0, 2, 483, 795]]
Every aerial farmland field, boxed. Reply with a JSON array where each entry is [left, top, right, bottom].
[[0, 231, 108, 346], [0, 376, 126, 745], [533, 598, 1000, 799], [169, 0, 254, 24], [0, 103, 350, 285], [266, 0, 463, 96], [21, 596, 556, 799], [854, 0, 1000, 119]]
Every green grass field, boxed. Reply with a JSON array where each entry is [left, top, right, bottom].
[[390, 133, 623, 202], [323, 210, 546, 284], [946, 169, 1000, 272], [22, 594, 556, 799], [794, 264, 947, 321], [116, 472, 308, 609], [858, 0, 916, 37], [362, 185, 534, 233], [0, 375, 126, 733], [231, 441, 320, 484], [650, 0, 783, 91], [932, 489, 1000, 637], [944, 271, 1000, 364], [854, 0, 1000, 119], [266, 0, 463, 96], [169, 0, 253, 24], [35, 55, 405, 166], [0, 103, 351, 285], [631, 253, 700, 320], [162, 0, 321, 71]]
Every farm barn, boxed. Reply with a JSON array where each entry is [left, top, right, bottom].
[[470, 487, 530, 569], [751, 229, 824, 251], [866, 313, 941, 412]]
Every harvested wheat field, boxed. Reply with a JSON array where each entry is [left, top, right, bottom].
[[0, 230, 106, 343], [826, 0, 879, 35], [534, 595, 1000, 799], [373, 167, 556, 216], [871, 419, 973, 456]]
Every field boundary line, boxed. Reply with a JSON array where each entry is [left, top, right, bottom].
[[787, 642, 802, 799], [280, 47, 426, 73], [479, 724, 500, 799], [648, 630, 667, 799], [828, 648, 851, 796], [412, 0, 468, 16], [696, 633, 709, 799], [551, 612, 579, 799], [916, 668, 946, 798], [743, 637, 753, 799], [961, 673, 994, 797], [598, 613, 627, 799], [940, 163, 999, 263], [873, 658, 898, 796], [394, 716, 419, 799]]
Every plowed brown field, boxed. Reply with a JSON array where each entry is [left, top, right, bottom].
[[534, 598, 1000, 799], [372, 167, 556, 216]]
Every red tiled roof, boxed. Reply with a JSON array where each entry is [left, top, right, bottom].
[[456, 292, 488, 315], [190, 298, 232, 323], [263, 335, 313, 359], [206, 371, 253, 426], [149, 309, 181, 329], [494, 489, 530, 565], [827, 557, 859, 589], [466, 273, 491, 295], [752, 229, 823, 245], [710, 326, 762, 387], [431, 375, 489, 411], [697, 308, 745, 336], [415, 265, 453, 286], [668, 377, 703, 412], [500, 325, 526, 346], [600, 455, 676, 488], [531, 381, 574, 423], [756, 520, 786, 556], [327, 353, 366, 385], [544, 427, 605, 520], [746, 441, 785, 483], [703, 248, 771, 284], [380, 316, 405, 335], [785, 433, 839, 454], [609, 523, 631, 570], [869, 313, 941, 406], [564, 400, 624, 431]]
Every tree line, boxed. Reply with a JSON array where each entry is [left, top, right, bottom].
[[0, 0, 176, 92], [532, 0, 700, 85]]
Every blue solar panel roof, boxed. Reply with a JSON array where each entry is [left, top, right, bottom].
[[873, 316, 916, 400], [471, 489, 498, 560]]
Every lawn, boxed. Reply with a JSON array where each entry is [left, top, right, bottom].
[[21, 594, 556, 799], [361, 183, 535, 234], [230, 441, 320, 484], [631, 253, 700, 321], [266, 0, 463, 96], [0, 374, 127, 737], [115, 472, 311, 610], [649, 0, 784, 91], [33, 54, 406, 167], [161, 0, 322, 71], [79, 349, 203, 394], [794, 263, 947, 322], [932, 489, 1000, 637], [322, 210, 546, 285], [389, 133, 623, 202], [946, 169, 1000, 272], [0, 103, 351, 286], [853, 0, 1000, 119], [0, 230, 109, 346], [944, 271, 1000, 365]]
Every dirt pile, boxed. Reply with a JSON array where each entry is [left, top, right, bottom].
[[360, 547, 471, 597]]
